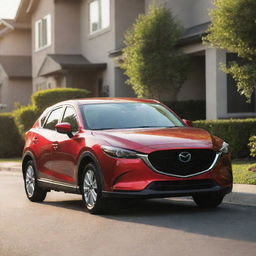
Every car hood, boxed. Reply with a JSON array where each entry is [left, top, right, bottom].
[[93, 127, 220, 154]]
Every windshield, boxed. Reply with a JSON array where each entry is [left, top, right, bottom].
[[81, 102, 184, 130]]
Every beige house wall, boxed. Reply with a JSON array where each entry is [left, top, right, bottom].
[[0, 29, 31, 56], [115, 0, 145, 50], [55, 0, 81, 54], [80, 0, 116, 96], [145, 0, 213, 28], [0, 69, 32, 112], [32, 0, 55, 91]]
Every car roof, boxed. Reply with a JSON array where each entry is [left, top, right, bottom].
[[53, 97, 160, 107]]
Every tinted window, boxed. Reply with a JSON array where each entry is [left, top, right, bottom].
[[81, 103, 184, 130], [62, 106, 79, 132], [44, 107, 63, 130]]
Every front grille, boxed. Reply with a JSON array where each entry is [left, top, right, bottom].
[[148, 179, 217, 191], [148, 149, 217, 176]]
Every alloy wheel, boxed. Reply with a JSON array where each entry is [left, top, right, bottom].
[[83, 169, 98, 209], [25, 165, 35, 197]]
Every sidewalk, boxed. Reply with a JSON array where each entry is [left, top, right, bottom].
[[0, 162, 22, 172], [1, 161, 255, 207]]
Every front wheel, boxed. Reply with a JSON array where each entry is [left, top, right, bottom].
[[193, 193, 224, 208], [24, 160, 47, 202], [81, 163, 106, 214]]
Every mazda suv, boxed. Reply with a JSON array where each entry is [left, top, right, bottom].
[[22, 98, 232, 213]]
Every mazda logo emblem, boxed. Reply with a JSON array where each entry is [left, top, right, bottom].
[[178, 152, 192, 163]]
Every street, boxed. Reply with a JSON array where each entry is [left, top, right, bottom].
[[0, 171, 256, 256]]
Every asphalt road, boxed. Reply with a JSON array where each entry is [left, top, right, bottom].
[[1, 171, 256, 256]]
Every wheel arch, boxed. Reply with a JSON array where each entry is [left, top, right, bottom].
[[22, 151, 36, 179], [77, 151, 105, 191]]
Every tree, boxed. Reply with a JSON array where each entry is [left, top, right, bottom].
[[204, 0, 256, 101], [120, 5, 188, 100]]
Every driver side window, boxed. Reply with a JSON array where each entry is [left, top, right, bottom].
[[44, 107, 63, 130], [62, 106, 79, 132]]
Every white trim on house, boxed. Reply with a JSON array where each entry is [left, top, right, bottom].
[[89, 0, 110, 35], [35, 14, 51, 52]]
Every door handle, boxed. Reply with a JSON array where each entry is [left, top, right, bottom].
[[52, 142, 59, 151], [32, 137, 38, 144]]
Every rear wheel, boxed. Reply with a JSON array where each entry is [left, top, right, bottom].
[[24, 160, 47, 202], [193, 193, 224, 208], [81, 163, 106, 214]]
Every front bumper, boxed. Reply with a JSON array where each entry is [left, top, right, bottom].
[[102, 181, 232, 199]]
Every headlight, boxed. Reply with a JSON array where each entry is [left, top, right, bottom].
[[219, 142, 229, 154], [101, 145, 139, 159]]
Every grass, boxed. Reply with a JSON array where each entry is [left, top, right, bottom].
[[0, 158, 21, 163], [232, 159, 256, 185]]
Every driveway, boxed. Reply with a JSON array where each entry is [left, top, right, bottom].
[[0, 171, 256, 256]]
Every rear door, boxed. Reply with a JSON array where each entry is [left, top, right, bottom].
[[36, 106, 64, 180], [51, 105, 82, 185]]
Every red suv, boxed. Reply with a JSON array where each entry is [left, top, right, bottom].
[[22, 98, 232, 213]]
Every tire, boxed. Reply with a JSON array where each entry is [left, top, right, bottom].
[[193, 193, 224, 208], [81, 162, 106, 214], [24, 160, 47, 202]]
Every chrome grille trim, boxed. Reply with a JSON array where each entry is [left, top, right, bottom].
[[137, 152, 221, 178]]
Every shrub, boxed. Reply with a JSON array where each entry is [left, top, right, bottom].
[[249, 136, 256, 158], [0, 113, 23, 157], [121, 4, 188, 100], [13, 106, 39, 136], [32, 88, 90, 112], [194, 119, 256, 158], [163, 100, 206, 121]]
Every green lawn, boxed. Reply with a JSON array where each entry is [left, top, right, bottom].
[[0, 158, 21, 163], [232, 159, 256, 185]]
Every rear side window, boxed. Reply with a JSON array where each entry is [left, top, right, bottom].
[[44, 107, 63, 130], [62, 106, 79, 132]]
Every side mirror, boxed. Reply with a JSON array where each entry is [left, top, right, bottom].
[[55, 123, 73, 138], [182, 119, 193, 127]]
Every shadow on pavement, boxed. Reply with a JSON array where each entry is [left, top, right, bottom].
[[41, 196, 256, 243]]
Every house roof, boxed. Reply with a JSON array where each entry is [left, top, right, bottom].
[[0, 56, 32, 78], [109, 22, 211, 57], [0, 18, 30, 39], [180, 21, 210, 46], [38, 54, 107, 77], [15, 0, 36, 22]]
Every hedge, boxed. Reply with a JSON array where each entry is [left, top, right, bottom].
[[194, 119, 256, 159], [163, 100, 206, 121], [0, 113, 23, 158], [13, 106, 39, 136], [32, 88, 90, 111], [14, 88, 91, 135]]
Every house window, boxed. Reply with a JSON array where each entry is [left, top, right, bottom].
[[89, 0, 110, 34], [35, 15, 51, 51]]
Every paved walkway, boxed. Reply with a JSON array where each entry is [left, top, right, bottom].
[[1, 161, 255, 207]]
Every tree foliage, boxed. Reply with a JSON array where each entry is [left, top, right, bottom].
[[204, 0, 256, 101], [121, 5, 188, 100]]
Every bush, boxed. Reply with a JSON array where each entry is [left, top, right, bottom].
[[194, 119, 256, 158], [249, 136, 256, 157], [0, 113, 23, 158], [14, 88, 90, 136], [163, 100, 206, 121], [32, 88, 90, 112], [13, 106, 39, 136]]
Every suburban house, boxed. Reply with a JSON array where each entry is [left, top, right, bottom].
[[0, 0, 255, 119], [0, 18, 32, 112]]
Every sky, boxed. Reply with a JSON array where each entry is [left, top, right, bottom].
[[0, 0, 21, 19]]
